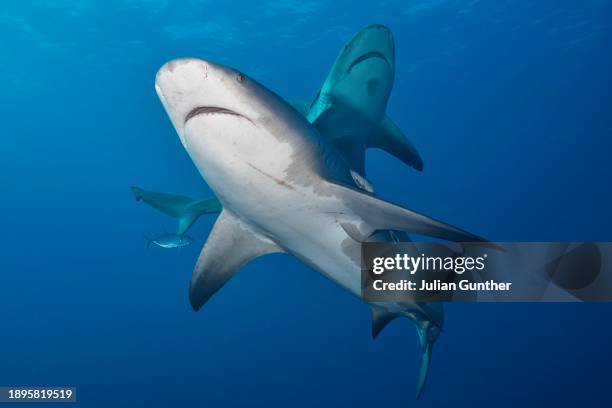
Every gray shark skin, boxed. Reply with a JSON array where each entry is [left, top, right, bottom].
[[132, 25, 422, 235], [154, 58, 491, 398]]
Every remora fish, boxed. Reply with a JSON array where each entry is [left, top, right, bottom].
[[133, 25, 421, 234], [145, 233, 193, 249], [154, 58, 491, 397]]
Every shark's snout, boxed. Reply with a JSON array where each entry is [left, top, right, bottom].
[[345, 24, 395, 72], [156, 58, 209, 79], [154, 58, 216, 147], [155, 57, 261, 151], [155, 58, 210, 100]]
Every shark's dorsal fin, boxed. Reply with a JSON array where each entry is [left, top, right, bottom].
[[189, 210, 283, 311], [368, 116, 424, 171], [371, 305, 398, 339], [131, 186, 222, 235]]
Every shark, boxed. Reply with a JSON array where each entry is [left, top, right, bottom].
[[153, 57, 491, 398], [302, 24, 422, 175], [294, 24, 423, 174], [133, 25, 422, 236]]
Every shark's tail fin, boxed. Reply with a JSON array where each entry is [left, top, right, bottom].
[[371, 304, 441, 399], [143, 234, 152, 248], [131, 186, 222, 234], [416, 337, 432, 399], [415, 322, 437, 399]]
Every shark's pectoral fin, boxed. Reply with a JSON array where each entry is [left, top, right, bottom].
[[189, 210, 283, 311], [371, 305, 398, 339], [368, 116, 424, 171], [330, 182, 497, 247], [131, 186, 222, 234]]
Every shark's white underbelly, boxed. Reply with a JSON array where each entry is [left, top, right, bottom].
[[214, 164, 363, 297], [183, 111, 365, 297]]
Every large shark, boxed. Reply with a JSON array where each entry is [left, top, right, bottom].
[[302, 24, 422, 174], [133, 25, 422, 236], [294, 24, 423, 173], [154, 57, 490, 397]]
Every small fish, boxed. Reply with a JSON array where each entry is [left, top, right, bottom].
[[144, 233, 193, 249]]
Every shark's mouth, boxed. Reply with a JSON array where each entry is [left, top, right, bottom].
[[184, 106, 253, 125], [347, 51, 391, 73]]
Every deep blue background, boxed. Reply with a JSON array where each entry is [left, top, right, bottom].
[[1, 1, 611, 406]]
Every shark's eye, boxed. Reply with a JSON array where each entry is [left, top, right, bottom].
[[236, 73, 245, 83]]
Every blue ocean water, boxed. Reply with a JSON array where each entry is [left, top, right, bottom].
[[1, 0, 611, 406]]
